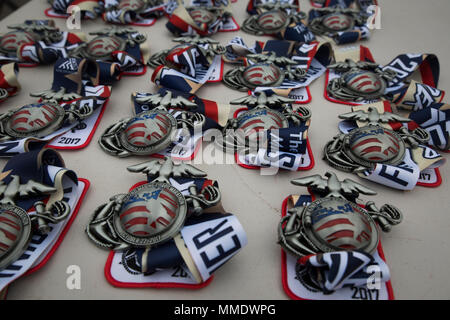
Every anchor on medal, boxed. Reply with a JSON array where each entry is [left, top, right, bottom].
[[217, 91, 311, 154], [148, 36, 226, 69], [0, 99, 94, 141], [0, 175, 70, 270], [327, 59, 397, 102], [86, 157, 221, 250], [308, 7, 366, 37], [323, 107, 430, 173], [278, 172, 403, 258], [242, 3, 306, 36], [0, 21, 62, 57], [223, 52, 307, 92], [69, 26, 146, 61], [99, 90, 206, 157]]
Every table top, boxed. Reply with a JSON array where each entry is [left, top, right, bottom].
[[1, 0, 450, 300]]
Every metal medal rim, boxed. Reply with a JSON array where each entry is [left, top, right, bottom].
[[239, 63, 285, 89], [4, 103, 66, 139], [303, 197, 379, 254], [113, 181, 187, 247], [84, 35, 126, 61], [342, 70, 387, 100], [321, 12, 355, 33], [0, 30, 36, 56], [236, 108, 289, 131], [256, 10, 291, 34], [188, 7, 218, 25], [343, 125, 406, 168], [118, 110, 177, 155], [0, 89, 8, 101], [0, 204, 32, 271]]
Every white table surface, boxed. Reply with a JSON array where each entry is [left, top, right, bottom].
[[1, 0, 450, 300]]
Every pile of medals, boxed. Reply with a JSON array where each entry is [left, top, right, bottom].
[[0, 0, 447, 301]]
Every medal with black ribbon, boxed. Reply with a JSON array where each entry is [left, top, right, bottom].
[[279, 171, 401, 299], [324, 101, 445, 190], [242, 0, 316, 43], [86, 157, 247, 287], [165, 0, 239, 36], [223, 37, 333, 103], [0, 148, 89, 296], [216, 91, 314, 171]]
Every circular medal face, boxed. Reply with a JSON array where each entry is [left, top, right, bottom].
[[0, 204, 32, 271], [236, 108, 288, 144], [345, 126, 405, 167], [241, 64, 284, 88], [85, 36, 125, 60], [322, 13, 354, 32], [119, 110, 177, 155], [5, 103, 66, 139], [113, 182, 187, 247], [304, 197, 379, 254], [257, 10, 289, 33], [189, 8, 216, 25], [119, 0, 145, 11], [343, 70, 386, 99], [0, 31, 35, 55]]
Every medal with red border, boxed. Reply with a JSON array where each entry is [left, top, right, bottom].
[[165, 0, 239, 36], [216, 91, 314, 171], [99, 88, 228, 161], [0, 58, 117, 156], [0, 20, 85, 67], [224, 38, 333, 104], [279, 171, 401, 300], [324, 101, 445, 190], [86, 157, 247, 288], [149, 36, 225, 93], [103, 0, 166, 26], [0, 148, 90, 298], [242, 0, 316, 43]]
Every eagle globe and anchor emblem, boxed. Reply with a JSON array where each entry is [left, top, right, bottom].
[[217, 92, 311, 153], [327, 59, 397, 102], [278, 172, 403, 258], [223, 52, 307, 92], [99, 90, 206, 157], [0, 175, 70, 271], [70, 26, 146, 61], [308, 7, 366, 37], [324, 107, 430, 173], [86, 157, 221, 250], [0, 101, 94, 141]]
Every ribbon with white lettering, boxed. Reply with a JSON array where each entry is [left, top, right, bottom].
[[338, 102, 445, 189], [232, 106, 314, 171], [105, 177, 247, 288], [281, 194, 394, 300], [0, 148, 89, 293]]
